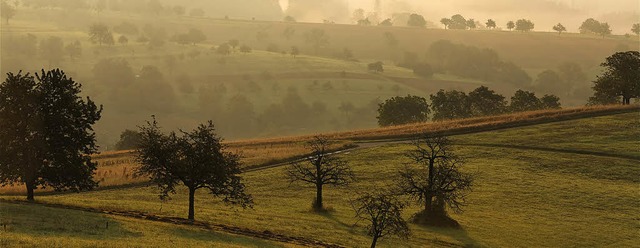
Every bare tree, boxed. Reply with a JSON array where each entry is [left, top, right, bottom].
[[397, 135, 473, 223], [352, 192, 410, 248], [286, 135, 355, 210]]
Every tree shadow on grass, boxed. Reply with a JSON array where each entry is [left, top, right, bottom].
[[414, 223, 481, 248], [0, 202, 141, 240], [170, 227, 284, 248]]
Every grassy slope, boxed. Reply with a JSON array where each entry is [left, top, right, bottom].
[[0, 203, 284, 248], [3, 113, 637, 247]]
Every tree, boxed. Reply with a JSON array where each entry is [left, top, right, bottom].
[[352, 8, 365, 24], [284, 15, 296, 22], [540, 94, 561, 109], [352, 192, 410, 248], [239, 45, 252, 53], [304, 29, 329, 55], [590, 51, 640, 105], [40, 36, 65, 67], [285, 135, 355, 210], [510, 90, 542, 112], [449, 14, 467, 30], [515, 19, 534, 32], [65, 40, 82, 59], [632, 23, 640, 35], [468, 86, 507, 116], [535, 70, 566, 94], [88, 23, 114, 46], [379, 19, 393, 26], [407, 14, 426, 27], [598, 23, 611, 37], [290, 46, 300, 58], [368, 61, 384, 73], [397, 135, 473, 224], [430, 90, 472, 121], [377, 95, 430, 127], [228, 39, 240, 50], [506, 21, 515, 31], [358, 18, 372, 26], [440, 18, 452, 29], [1, 0, 16, 24], [486, 19, 496, 29], [216, 43, 231, 55], [0, 69, 103, 201], [186, 28, 206, 45], [115, 129, 142, 150], [466, 19, 476, 29], [172, 5, 185, 16], [118, 35, 128, 45], [136, 119, 253, 220], [553, 23, 566, 34]]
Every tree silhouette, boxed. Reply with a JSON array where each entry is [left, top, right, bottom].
[[352, 192, 410, 248], [368, 61, 384, 73], [377, 95, 430, 127], [510, 90, 542, 112], [515, 19, 534, 32], [0, 69, 102, 201], [286, 135, 355, 210], [65, 41, 82, 60], [449, 14, 467, 30], [553, 23, 567, 34], [486, 19, 496, 29], [115, 129, 142, 150], [590, 51, 640, 105], [88, 23, 115, 46], [136, 119, 253, 220], [468, 86, 507, 116], [440, 18, 452, 29], [1, 0, 16, 24], [430, 90, 471, 121], [118, 35, 129, 45], [506, 21, 515, 31], [633, 23, 640, 35], [407, 14, 426, 27]]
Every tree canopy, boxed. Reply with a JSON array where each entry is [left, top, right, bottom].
[[89, 23, 115, 46], [590, 51, 640, 105], [377, 95, 430, 127], [136, 119, 252, 220], [407, 14, 426, 27], [0, 69, 102, 201]]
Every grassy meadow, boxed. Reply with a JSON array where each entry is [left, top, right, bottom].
[[2, 112, 638, 247]]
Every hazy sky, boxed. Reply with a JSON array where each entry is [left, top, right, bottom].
[[281, 0, 639, 33]]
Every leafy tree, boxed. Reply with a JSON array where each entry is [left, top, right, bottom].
[[216, 43, 231, 55], [397, 135, 473, 224], [286, 135, 355, 210], [118, 35, 128, 45], [510, 90, 542, 112], [633, 23, 640, 35], [172, 5, 185, 16], [186, 28, 206, 45], [358, 18, 372, 26], [449, 14, 467, 30], [598, 23, 612, 37], [64, 40, 82, 59], [352, 192, 410, 248], [412, 63, 433, 78], [115, 129, 142, 150], [136, 119, 252, 220], [553, 23, 567, 34], [440, 18, 452, 29], [506, 21, 515, 31], [377, 95, 430, 127], [379, 18, 393, 26], [466, 19, 476, 29], [40, 36, 65, 67], [88, 23, 114, 46], [290, 46, 300, 58], [430, 90, 472, 121], [284, 15, 296, 22], [540, 94, 561, 109], [468, 86, 507, 116], [515, 19, 534, 32], [407, 14, 426, 27], [304, 29, 329, 54], [535, 70, 566, 94], [0, 69, 102, 201], [228, 39, 240, 50], [1, 0, 16, 24], [590, 51, 640, 105], [368, 61, 384, 73], [579, 18, 601, 34], [352, 8, 365, 24], [486, 19, 496, 29], [239, 45, 252, 53]]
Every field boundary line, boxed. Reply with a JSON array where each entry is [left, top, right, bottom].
[[457, 143, 640, 161]]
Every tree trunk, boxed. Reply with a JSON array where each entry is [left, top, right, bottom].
[[26, 181, 35, 202], [315, 183, 323, 210], [425, 159, 434, 213], [370, 235, 379, 248], [188, 187, 196, 220]]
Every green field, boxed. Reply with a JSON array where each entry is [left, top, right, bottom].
[[2, 112, 637, 247]]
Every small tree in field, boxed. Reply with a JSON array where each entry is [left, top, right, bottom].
[[89, 23, 115, 46], [1, 0, 16, 25], [377, 95, 430, 127], [397, 135, 473, 226], [352, 192, 410, 248], [486, 19, 496, 29], [553, 23, 566, 34], [286, 135, 355, 211], [0, 69, 103, 201], [136, 119, 253, 220], [506, 21, 515, 31]]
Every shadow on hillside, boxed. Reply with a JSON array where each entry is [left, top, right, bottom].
[[317, 210, 354, 231], [170, 227, 281, 247], [416, 224, 481, 248]]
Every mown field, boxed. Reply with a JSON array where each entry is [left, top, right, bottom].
[[2, 111, 637, 247]]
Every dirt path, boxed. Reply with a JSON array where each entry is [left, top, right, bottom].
[[0, 199, 344, 248]]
